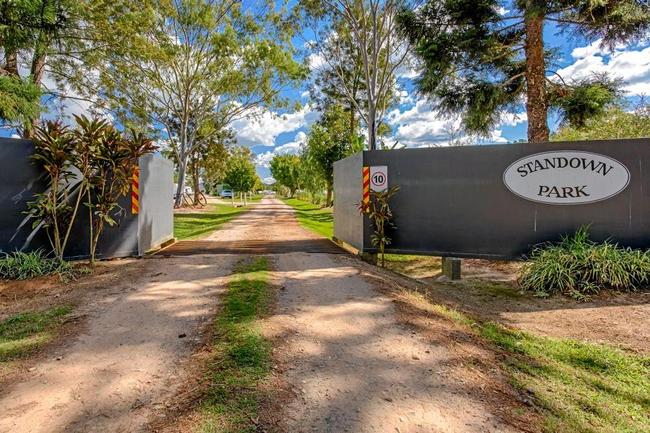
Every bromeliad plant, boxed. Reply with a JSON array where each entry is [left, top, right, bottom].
[[28, 116, 156, 263], [358, 186, 400, 267]]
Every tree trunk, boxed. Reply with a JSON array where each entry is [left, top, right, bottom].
[[192, 158, 201, 206], [368, 103, 377, 150], [326, 181, 333, 207], [524, 1, 549, 142], [5, 50, 18, 75], [174, 157, 188, 208]]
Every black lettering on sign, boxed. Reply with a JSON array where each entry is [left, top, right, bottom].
[[372, 173, 386, 185], [537, 185, 590, 198]]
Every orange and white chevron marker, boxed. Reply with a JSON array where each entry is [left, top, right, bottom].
[[131, 166, 140, 215], [362, 166, 370, 211]]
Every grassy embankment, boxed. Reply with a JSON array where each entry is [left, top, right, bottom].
[[0, 306, 73, 364], [281, 196, 650, 432], [198, 257, 272, 433], [174, 203, 250, 240]]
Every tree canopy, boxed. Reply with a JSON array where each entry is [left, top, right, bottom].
[[398, 0, 650, 142]]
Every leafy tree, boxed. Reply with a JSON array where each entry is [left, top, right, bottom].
[[0, 0, 155, 131], [304, 104, 364, 206], [301, 0, 409, 150], [270, 154, 302, 198], [223, 147, 257, 206], [76, 0, 306, 207], [552, 104, 650, 141], [398, 0, 650, 142]]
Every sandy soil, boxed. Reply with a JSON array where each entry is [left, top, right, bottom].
[[239, 199, 532, 432], [0, 254, 235, 433]]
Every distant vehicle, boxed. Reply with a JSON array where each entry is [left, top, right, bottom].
[[220, 189, 233, 198]]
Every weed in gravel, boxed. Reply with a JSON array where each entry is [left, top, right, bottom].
[[200, 257, 271, 433]]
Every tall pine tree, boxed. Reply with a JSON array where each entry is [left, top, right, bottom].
[[398, 0, 650, 142]]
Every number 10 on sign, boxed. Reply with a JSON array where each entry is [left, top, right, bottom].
[[370, 166, 388, 192]]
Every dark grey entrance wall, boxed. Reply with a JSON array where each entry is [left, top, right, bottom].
[[1, 138, 173, 259], [335, 138, 650, 259], [333, 152, 364, 250]]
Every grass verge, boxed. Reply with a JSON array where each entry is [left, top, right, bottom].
[[0, 305, 73, 362], [415, 295, 650, 432], [174, 204, 250, 240], [282, 198, 333, 238], [199, 257, 272, 433]]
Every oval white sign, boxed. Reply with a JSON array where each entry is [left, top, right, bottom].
[[503, 151, 630, 205]]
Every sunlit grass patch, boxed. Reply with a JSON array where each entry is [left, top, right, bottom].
[[174, 204, 249, 240], [282, 198, 333, 238], [419, 297, 650, 432], [199, 257, 271, 433], [0, 306, 73, 362]]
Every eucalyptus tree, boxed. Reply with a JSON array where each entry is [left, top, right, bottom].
[[398, 0, 650, 142], [81, 0, 306, 207], [301, 0, 410, 150]]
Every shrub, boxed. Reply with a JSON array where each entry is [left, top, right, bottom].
[[519, 227, 650, 299], [0, 250, 74, 281]]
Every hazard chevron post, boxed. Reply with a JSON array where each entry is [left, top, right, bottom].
[[131, 166, 140, 215], [362, 166, 370, 211]]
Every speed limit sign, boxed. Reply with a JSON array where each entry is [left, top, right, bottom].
[[369, 166, 388, 192]]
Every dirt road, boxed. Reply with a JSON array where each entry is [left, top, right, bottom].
[[0, 255, 236, 433], [0, 198, 524, 432]]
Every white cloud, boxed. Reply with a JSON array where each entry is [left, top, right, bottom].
[[254, 131, 307, 169], [231, 105, 318, 147], [386, 100, 462, 147], [254, 151, 274, 168], [263, 176, 275, 185], [557, 43, 650, 95], [500, 111, 527, 127]]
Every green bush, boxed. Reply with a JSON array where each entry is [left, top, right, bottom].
[[519, 227, 650, 299], [0, 250, 74, 280]]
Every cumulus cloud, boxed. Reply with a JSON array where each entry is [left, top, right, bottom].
[[386, 100, 463, 147], [254, 131, 307, 168], [557, 42, 650, 95], [231, 105, 318, 147]]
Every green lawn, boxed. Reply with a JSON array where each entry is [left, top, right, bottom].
[[174, 204, 250, 240], [0, 305, 73, 362], [282, 198, 333, 238], [417, 298, 650, 433], [199, 257, 272, 433]]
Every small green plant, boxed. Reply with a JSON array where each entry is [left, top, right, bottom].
[[358, 186, 400, 267], [0, 250, 75, 281], [0, 306, 72, 362], [520, 227, 650, 298]]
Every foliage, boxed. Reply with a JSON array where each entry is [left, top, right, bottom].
[[0, 250, 74, 280], [0, 75, 40, 124], [223, 148, 258, 205], [398, 0, 650, 142], [303, 104, 364, 206], [270, 154, 302, 198], [0, 305, 73, 362], [552, 104, 650, 141], [358, 186, 400, 266], [174, 204, 250, 241], [199, 257, 271, 433], [300, 0, 408, 150], [28, 116, 156, 262], [82, 0, 307, 207], [519, 227, 650, 299], [28, 121, 78, 260]]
